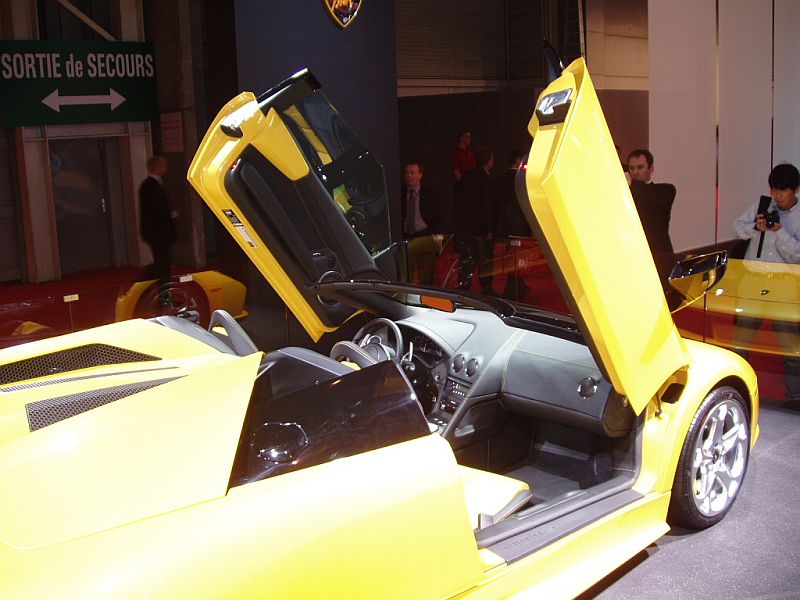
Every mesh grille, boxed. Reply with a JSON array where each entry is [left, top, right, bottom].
[[0, 344, 159, 386], [26, 377, 181, 431], [1, 367, 177, 393]]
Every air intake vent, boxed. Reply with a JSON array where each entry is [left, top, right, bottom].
[[0, 344, 159, 386], [26, 377, 181, 431]]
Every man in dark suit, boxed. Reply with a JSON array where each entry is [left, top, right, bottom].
[[400, 162, 440, 239], [139, 155, 177, 285], [401, 162, 441, 284], [628, 149, 676, 283], [627, 149, 675, 254], [455, 147, 495, 291], [492, 149, 531, 239]]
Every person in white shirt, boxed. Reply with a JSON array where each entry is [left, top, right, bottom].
[[732, 163, 800, 409]]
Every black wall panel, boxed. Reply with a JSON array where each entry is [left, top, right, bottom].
[[233, 0, 401, 238], [398, 88, 538, 231]]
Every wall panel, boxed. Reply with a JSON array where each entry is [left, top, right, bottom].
[[773, 0, 800, 167], [717, 0, 773, 241], [396, 0, 506, 81], [235, 0, 400, 240], [649, 0, 716, 251]]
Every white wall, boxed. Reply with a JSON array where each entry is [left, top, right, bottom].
[[649, 0, 716, 251], [649, 0, 798, 252], [718, 0, 773, 240], [774, 0, 800, 167]]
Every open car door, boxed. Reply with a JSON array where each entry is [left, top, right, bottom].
[[189, 70, 395, 341], [522, 59, 691, 414]]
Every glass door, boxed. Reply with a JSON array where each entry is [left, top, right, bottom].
[[50, 138, 120, 275]]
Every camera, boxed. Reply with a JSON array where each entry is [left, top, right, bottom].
[[764, 209, 780, 229]]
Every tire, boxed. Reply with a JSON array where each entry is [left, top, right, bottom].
[[133, 280, 211, 328], [668, 386, 750, 529]]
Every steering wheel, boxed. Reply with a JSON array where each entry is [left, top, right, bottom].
[[354, 318, 404, 362], [329, 318, 404, 369]]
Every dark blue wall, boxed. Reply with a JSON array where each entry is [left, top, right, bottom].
[[234, 1, 400, 234]]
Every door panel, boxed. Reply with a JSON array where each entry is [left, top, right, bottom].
[[50, 139, 114, 275], [0, 132, 21, 281]]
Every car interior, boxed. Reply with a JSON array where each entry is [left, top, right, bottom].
[[155, 300, 643, 562]]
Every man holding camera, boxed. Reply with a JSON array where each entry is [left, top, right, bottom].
[[733, 163, 800, 409], [734, 163, 800, 262]]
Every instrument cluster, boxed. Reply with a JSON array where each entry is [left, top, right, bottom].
[[406, 331, 445, 366]]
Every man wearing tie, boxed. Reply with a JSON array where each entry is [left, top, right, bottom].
[[401, 162, 441, 283], [401, 162, 440, 239]]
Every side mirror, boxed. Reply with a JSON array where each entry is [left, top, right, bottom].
[[667, 251, 728, 313]]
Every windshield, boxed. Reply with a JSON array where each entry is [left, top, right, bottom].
[[279, 93, 391, 256]]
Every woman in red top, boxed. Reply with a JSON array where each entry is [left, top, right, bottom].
[[450, 130, 476, 182]]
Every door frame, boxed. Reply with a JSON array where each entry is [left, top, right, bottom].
[[15, 120, 151, 282]]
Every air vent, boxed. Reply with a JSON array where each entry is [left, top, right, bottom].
[[466, 358, 479, 377], [1, 367, 178, 393], [0, 344, 159, 386], [26, 377, 181, 431]]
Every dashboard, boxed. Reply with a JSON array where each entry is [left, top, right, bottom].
[[387, 308, 628, 443]]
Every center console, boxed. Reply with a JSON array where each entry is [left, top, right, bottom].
[[428, 377, 471, 430]]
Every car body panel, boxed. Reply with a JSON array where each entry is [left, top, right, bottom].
[[452, 493, 671, 599], [681, 258, 799, 355], [637, 339, 759, 496], [1, 427, 488, 599], [523, 59, 690, 414], [0, 320, 260, 548], [672, 256, 797, 400]]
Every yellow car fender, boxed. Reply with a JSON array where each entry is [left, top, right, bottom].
[[636, 339, 759, 498]]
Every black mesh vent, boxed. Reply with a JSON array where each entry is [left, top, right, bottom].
[[26, 377, 181, 431], [1, 367, 177, 393], [0, 344, 159, 386]]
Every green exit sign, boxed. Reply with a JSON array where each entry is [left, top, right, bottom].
[[0, 40, 158, 127]]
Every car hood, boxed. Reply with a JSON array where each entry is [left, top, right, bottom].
[[522, 59, 689, 413], [0, 319, 261, 548]]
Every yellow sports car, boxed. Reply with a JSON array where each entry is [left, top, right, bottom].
[[674, 256, 799, 401], [0, 269, 247, 348], [0, 59, 758, 599]]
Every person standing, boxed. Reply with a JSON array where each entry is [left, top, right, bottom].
[[732, 162, 800, 409], [491, 150, 531, 301], [492, 150, 530, 239], [449, 130, 476, 183], [454, 147, 495, 292], [139, 155, 177, 286], [401, 162, 440, 239], [627, 149, 676, 285], [401, 162, 441, 284], [627, 149, 676, 255], [734, 163, 800, 263]]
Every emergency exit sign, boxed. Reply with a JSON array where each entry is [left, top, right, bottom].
[[0, 40, 157, 126]]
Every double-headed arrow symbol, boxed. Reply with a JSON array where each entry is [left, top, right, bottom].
[[42, 88, 126, 113]]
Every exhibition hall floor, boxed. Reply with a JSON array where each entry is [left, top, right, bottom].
[[583, 401, 800, 599]]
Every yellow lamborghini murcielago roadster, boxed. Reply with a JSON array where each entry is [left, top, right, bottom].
[[0, 59, 758, 599]]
